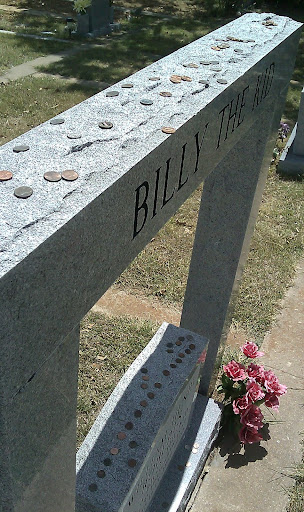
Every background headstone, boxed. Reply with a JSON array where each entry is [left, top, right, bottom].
[[278, 86, 304, 175]]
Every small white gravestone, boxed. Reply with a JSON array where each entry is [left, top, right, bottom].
[[279, 86, 304, 174]]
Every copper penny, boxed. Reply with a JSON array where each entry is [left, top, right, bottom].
[[134, 410, 142, 418], [117, 432, 126, 440], [97, 469, 106, 478], [183, 63, 198, 68], [170, 363, 177, 368], [44, 171, 61, 182], [142, 375, 149, 381], [170, 75, 182, 84], [128, 459, 137, 468], [176, 358, 182, 363], [178, 353, 185, 358], [154, 382, 162, 389], [125, 422, 133, 430], [167, 349, 174, 353], [147, 392, 155, 399], [141, 367, 148, 373], [160, 91, 172, 97], [110, 447, 119, 455], [62, 170, 78, 181], [0, 171, 13, 181], [211, 45, 221, 51], [163, 370, 170, 376], [140, 400, 148, 407], [178, 336, 185, 341], [189, 344, 196, 350], [14, 186, 33, 199], [162, 127, 176, 134], [175, 341, 182, 346], [141, 383, 148, 389], [185, 349, 191, 354], [181, 75, 192, 82], [186, 335, 193, 340]]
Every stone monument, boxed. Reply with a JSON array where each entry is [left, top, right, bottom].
[[278, 86, 304, 175], [0, 12, 302, 512], [77, 0, 113, 35]]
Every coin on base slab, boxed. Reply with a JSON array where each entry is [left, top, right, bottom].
[[62, 170, 78, 181], [106, 90, 119, 97], [140, 99, 153, 105], [99, 121, 113, 129], [181, 75, 192, 82], [50, 118, 64, 125], [121, 83, 133, 88], [170, 75, 182, 84], [162, 127, 176, 134], [160, 91, 172, 97], [14, 186, 33, 199], [13, 145, 29, 153], [44, 171, 61, 182], [0, 170, 13, 181]]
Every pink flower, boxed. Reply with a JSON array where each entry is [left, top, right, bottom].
[[246, 380, 265, 402], [239, 425, 263, 444], [247, 363, 265, 384], [264, 393, 280, 411], [223, 360, 247, 381], [241, 341, 264, 358], [263, 370, 287, 396], [233, 394, 251, 415], [240, 405, 264, 429]]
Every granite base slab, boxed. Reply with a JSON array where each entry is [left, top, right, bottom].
[[147, 394, 222, 512]]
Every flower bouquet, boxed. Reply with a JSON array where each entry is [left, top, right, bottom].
[[218, 341, 287, 444]]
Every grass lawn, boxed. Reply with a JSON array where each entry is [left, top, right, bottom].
[[0, 33, 67, 73], [0, 10, 70, 38]]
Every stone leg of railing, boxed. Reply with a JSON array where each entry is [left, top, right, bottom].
[[0, 325, 80, 512], [180, 106, 282, 395]]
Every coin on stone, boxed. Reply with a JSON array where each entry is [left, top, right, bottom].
[[117, 432, 126, 440], [140, 400, 148, 407], [0, 170, 13, 181], [162, 127, 176, 134], [198, 80, 209, 85], [219, 42, 230, 48], [193, 442, 199, 449], [97, 470, 106, 478], [217, 78, 228, 84], [192, 448, 198, 454], [13, 145, 29, 153], [142, 375, 149, 381], [50, 118, 64, 125], [44, 171, 61, 182], [141, 367, 148, 373], [154, 382, 162, 388], [121, 83, 134, 88], [14, 186, 33, 199], [110, 447, 119, 455], [99, 121, 113, 129], [234, 48, 243, 53], [170, 75, 182, 84], [160, 91, 172, 97], [67, 133, 82, 139], [128, 459, 137, 468], [89, 483, 97, 492], [183, 63, 198, 68], [189, 344, 196, 350], [129, 441, 137, 448], [125, 422, 133, 430], [147, 392, 155, 399], [163, 370, 170, 376], [186, 462, 191, 467], [211, 45, 221, 51], [170, 363, 177, 368], [149, 76, 160, 81], [210, 67, 222, 72], [106, 90, 119, 97], [62, 170, 78, 181], [141, 383, 148, 389], [175, 341, 182, 346], [200, 60, 211, 65], [104, 458, 112, 466], [176, 358, 182, 363], [181, 75, 192, 82], [178, 353, 185, 358], [134, 410, 142, 418], [209, 60, 219, 65], [140, 99, 153, 105]]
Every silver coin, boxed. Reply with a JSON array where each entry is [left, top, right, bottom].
[[234, 48, 243, 53], [50, 118, 64, 125], [210, 67, 222, 72], [13, 145, 29, 153], [140, 99, 153, 105], [209, 60, 219, 64], [67, 133, 82, 139], [14, 186, 33, 199], [217, 78, 228, 84], [121, 83, 133, 88], [106, 90, 119, 97], [149, 76, 160, 81], [198, 79, 209, 85], [200, 60, 211, 65], [99, 121, 113, 129]]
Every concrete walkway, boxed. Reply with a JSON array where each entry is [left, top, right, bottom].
[[187, 259, 304, 512]]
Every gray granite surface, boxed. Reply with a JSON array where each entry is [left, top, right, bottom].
[[76, 322, 209, 512]]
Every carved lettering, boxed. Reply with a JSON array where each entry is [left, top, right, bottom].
[[133, 181, 149, 238]]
